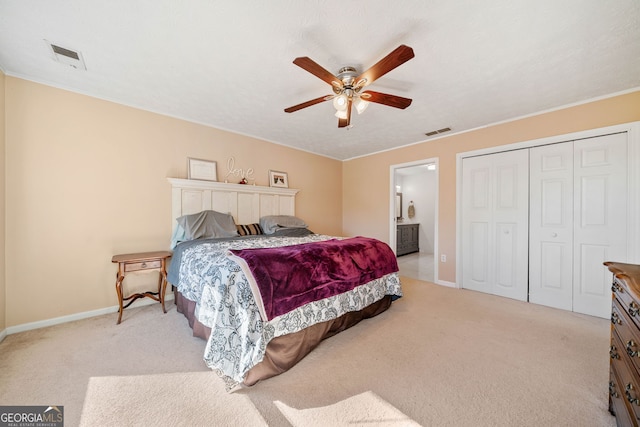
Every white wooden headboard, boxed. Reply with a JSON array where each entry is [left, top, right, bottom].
[[168, 178, 300, 230]]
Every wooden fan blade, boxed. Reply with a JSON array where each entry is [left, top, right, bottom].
[[293, 57, 343, 88], [355, 45, 414, 87], [284, 95, 332, 113], [361, 90, 412, 109], [338, 98, 352, 128]]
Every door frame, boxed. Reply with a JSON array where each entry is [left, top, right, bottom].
[[389, 157, 440, 284], [456, 121, 640, 289]]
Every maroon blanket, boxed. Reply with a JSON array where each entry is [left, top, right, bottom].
[[229, 236, 399, 320]]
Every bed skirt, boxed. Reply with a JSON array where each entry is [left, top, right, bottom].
[[174, 289, 392, 386]]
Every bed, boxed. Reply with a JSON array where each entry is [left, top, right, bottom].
[[167, 178, 402, 390]]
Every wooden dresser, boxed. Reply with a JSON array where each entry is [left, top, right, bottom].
[[606, 261, 640, 426], [396, 223, 419, 256]]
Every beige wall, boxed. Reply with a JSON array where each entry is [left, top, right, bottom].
[[343, 91, 640, 284], [0, 70, 5, 332], [3, 75, 639, 328], [4, 77, 342, 326]]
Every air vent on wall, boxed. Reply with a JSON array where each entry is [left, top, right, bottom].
[[425, 127, 451, 137], [45, 40, 86, 70]]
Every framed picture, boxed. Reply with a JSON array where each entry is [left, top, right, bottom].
[[269, 170, 289, 188], [187, 158, 217, 181]]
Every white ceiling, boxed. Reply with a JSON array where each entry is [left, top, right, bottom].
[[1, 1, 639, 160]]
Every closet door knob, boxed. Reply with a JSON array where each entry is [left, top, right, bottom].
[[551, 232, 558, 237]]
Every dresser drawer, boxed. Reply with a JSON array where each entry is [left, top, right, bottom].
[[614, 278, 640, 330], [614, 299, 640, 374], [612, 330, 640, 425], [124, 260, 162, 272], [610, 364, 637, 427]]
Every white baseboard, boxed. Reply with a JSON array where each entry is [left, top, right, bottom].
[[436, 279, 458, 288], [5, 293, 175, 336]]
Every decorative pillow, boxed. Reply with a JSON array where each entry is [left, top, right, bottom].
[[236, 223, 264, 236], [176, 210, 238, 240], [260, 215, 308, 234]]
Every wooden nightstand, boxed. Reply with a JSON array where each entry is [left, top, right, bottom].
[[111, 250, 172, 324]]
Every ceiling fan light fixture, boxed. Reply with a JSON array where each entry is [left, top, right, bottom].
[[354, 97, 369, 114], [334, 109, 348, 119], [332, 94, 348, 111]]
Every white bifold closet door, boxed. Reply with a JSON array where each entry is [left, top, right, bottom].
[[529, 135, 628, 317], [461, 149, 529, 301], [572, 134, 627, 317], [464, 133, 627, 318], [529, 142, 574, 311]]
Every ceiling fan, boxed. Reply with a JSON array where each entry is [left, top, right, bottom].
[[284, 45, 415, 128]]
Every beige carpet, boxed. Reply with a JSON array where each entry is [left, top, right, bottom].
[[0, 277, 616, 426], [274, 391, 420, 426], [80, 376, 417, 427], [80, 372, 267, 426]]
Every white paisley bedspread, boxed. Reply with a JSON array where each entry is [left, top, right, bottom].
[[175, 234, 402, 390]]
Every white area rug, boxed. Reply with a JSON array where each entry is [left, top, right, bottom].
[[79, 372, 267, 427], [274, 391, 421, 426]]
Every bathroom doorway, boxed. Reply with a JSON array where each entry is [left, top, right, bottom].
[[390, 158, 438, 283]]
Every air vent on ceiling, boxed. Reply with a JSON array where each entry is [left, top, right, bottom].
[[45, 40, 86, 70], [425, 127, 451, 137]]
